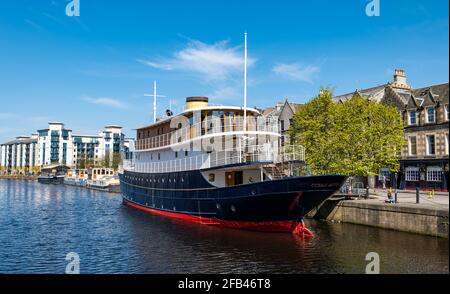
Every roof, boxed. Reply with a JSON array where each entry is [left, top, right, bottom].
[[72, 135, 102, 138], [413, 83, 449, 103], [333, 82, 449, 107], [135, 105, 261, 130], [333, 84, 387, 103], [1, 137, 38, 146]]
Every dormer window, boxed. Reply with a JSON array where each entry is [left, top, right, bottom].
[[408, 111, 417, 125], [426, 107, 435, 123]]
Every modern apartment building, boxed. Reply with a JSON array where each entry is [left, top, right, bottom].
[[0, 135, 39, 175], [1, 123, 129, 174]]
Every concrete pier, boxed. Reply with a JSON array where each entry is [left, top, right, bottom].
[[308, 191, 449, 238]]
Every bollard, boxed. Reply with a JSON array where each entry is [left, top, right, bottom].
[[416, 187, 420, 204], [365, 187, 369, 199], [394, 191, 398, 203]]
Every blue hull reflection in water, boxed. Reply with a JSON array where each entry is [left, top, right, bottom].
[[0, 180, 448, 274]]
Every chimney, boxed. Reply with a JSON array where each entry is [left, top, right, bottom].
[[186, 97, 209, 110], [392, 69, 411, 89]]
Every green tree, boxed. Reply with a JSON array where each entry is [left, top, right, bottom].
[[111, 152, 122, 170], [288, 88, 405, 176]]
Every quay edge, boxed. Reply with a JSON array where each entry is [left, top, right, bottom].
[[308, 199, 449, 238]]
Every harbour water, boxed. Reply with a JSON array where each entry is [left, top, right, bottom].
[[0, 180, 448, 274]]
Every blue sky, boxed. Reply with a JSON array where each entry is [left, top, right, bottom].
[[0, 0, 448, 142]]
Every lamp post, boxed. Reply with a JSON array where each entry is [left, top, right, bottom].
[[394, 172, 398, 203]]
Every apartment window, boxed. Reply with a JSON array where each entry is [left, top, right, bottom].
[[426, 135, 436, 155], [445, 104, 449, 121], [408, 111, 417, 125], [280, 120, 285, 132], [426, 107, 435, 123], [446, 134, 449, 155], [408, 136, 417, 156], [405, 167, 420, 182], [427, 166, 442, 182]]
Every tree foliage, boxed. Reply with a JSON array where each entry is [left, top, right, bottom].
[[288, 88, 405, 176]]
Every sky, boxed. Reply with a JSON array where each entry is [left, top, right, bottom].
[[0, 0, 448, 143]]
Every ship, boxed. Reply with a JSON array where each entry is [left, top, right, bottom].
[[119, 33, 346, 236], [119, 96, 346, 236]]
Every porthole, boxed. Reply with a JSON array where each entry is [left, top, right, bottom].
[[230, 205, 236, 212], [216, 203, 221, 210], [208, 173, 215, 182]]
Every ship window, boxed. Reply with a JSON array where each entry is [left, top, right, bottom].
[[185, 151, 188, 157], [162, 178, 165, 183], [209, 173, 215, 182], [158, 153, 161, 160], [175, 152, 178, 158]]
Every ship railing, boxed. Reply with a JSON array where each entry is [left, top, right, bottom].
[[276, 145, 305, 163], [124, 144, 281, 173], [135, 117, 280, 150]]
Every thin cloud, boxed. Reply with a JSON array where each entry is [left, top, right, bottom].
[[24, 19, 43, 31], [137, 39, 256, 81], [82, 96, 129, 109], [272, 63, 320, 83]]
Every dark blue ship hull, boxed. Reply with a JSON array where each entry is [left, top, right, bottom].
[[119, 169, 346, 233]]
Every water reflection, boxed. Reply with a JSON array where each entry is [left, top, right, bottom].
[[0, 180, 448, 274]]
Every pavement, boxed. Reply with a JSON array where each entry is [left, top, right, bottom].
[[357, 188, 449, 210]]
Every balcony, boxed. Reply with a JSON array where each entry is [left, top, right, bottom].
[[124, 145, 304, 174], [135, 117, 279, 151]]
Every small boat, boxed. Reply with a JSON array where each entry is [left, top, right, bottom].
[[38, 164, 68, 184], [64, 169, 88, 187], [86, 168, 120, 193]]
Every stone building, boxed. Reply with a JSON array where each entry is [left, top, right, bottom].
[[334, 69, 449, 191], [262, 99, 303, 146]]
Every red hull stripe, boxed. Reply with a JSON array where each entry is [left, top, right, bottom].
[[124, 200, 299, 233]]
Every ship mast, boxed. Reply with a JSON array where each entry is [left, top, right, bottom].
[[144, 80, 166, 123], [243, 32, 248, 132]]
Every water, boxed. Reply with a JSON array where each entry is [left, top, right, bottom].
[[0, 180, 448, 274]]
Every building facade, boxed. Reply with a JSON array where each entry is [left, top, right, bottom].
[[1, 123, 128, 173], [262, 99, 303, 146], [334, 69, 449, 191], [1, 135, 39, 175]]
